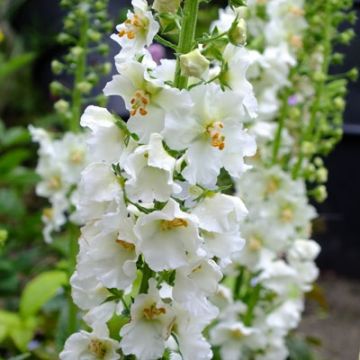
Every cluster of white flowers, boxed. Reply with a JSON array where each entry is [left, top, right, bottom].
[[30, 126, 88, 242], [208, 2, 321, 359], [61, 1, 257, 359]]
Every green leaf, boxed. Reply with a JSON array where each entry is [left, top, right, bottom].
[[0, 189, 25, 217], [0, 149, 31, 173], [0, 53, 35, 80], [1, 127, 31, 148], [0, 310, 21, 342], [19, 271, 68, 318], [10, 317, 37, 352]]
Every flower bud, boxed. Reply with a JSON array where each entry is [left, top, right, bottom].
[[50, 81, 64, 96], [334, 97, 345, 111], [313, 185, 327, 203], [228, 18, 247, 46], [77, 81, 92, 94], [301, 141, 316, 156], [87, 29, 101, 42], [51, 60, 64, 75], [348, 68, 359, 82], [54, 99, 70, 114], [153, 0, 181, 13], [180, 49, 210, 79], [316, 167, 328, 183]]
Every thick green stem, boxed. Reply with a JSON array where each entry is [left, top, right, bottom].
[[70, 14, 89, 132], [174, 0, 200, 89]]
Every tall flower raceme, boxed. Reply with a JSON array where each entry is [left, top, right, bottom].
[[207, 0, 356, 359], [61, 0, 258, 359], [30, 0, 112, 244]]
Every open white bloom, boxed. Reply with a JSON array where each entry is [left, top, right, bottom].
[[104, 60, 192, 144], [163, 83, 255, 187], [60, 329, 120, 360], [134, 199, 202, 271], [120, 279, 175, 360], [111, 0, 159, 59], [124, 133, 181, 203]]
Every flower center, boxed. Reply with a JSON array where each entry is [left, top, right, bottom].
[[116, 239, 135, 251], [88, 338, 107, 358], [130, 90, 150, 116], [48, 175, 62, 190], [118, 14, 148, 40], [43, 208, 53, 220], [229, 328, 244, 339], [207, 121, 225, 150], [289, 6, 304, 17], [69, 149, 85, 164], [280, 207, 294, 223], [265, 177, 280, 195], [143, 303, 166, 320], [161, 218, 188, 231], [289, 35, 303, 49], [248, 236, 262, 252]]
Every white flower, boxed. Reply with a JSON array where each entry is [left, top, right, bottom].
[[163, 83, 256, 187], [124, 133, 181, 203], [111, 0, 159, 58], [80, 106, 134, 164], [104, 60, 192, 144], [134, 199, 202, 271], [120, 279, 175, 360], [173, 260, 221, 320], [60, 329, 120, 360]]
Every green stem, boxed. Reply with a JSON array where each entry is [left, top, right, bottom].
[[139, 261, 153, 294], [292, 3, 332, 179], [174, 0, 200, 89], [67, 224, 79, 336], [70, 14, 89, 132]]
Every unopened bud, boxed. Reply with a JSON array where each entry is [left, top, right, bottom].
[[313, 185, 327, 203], [348, 68, 359, 82], [228, 17, 247, 46], [180, 49, 210, 79], [54, 99, 70, 114], [76, 81, 92, 94], [51, 60, 64, 75], [334, 97, 345, 111], [316, 168, 328, 183], [153, 0, 181, 13], [302, 141, 316, 156]]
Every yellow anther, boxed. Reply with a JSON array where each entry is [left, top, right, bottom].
[[130, 90, 150, 117], [116, 239, 135, 251], [69, 149, 84, 164], [289, 6, 304, 16], [280, 207, 294, 223], [88, 339, 107, 358], [143, 303, 166, 320], [48, 175, 62, 190], [229, 328, 244, 339], [289, 35, 303, 49], [118, 14, 148, 41], [265, 177, 280, 195], [43, 208, 54, 220], [160, 218, 188, 231], [248, 236, 262, 252], [207, 121, 225, 150]]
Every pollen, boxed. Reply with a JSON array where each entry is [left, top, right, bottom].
[[88, 338, 107, 358], [160, 218, 188, 231], [116, 239, 135, 251], [130, 90, 150, 117], [118, 14, 148, 40], [143, 303, 166, 320], [265, 177, 280, 195], [207, 121, 225, 150]]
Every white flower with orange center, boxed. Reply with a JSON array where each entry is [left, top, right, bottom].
[[163, 83, 256, 187], [120, 279, 175, 360], [60, 329, 120, 360], [134, 199, 203, 271], [111, 0, 159, 58], [104, 60, 192, 144]]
